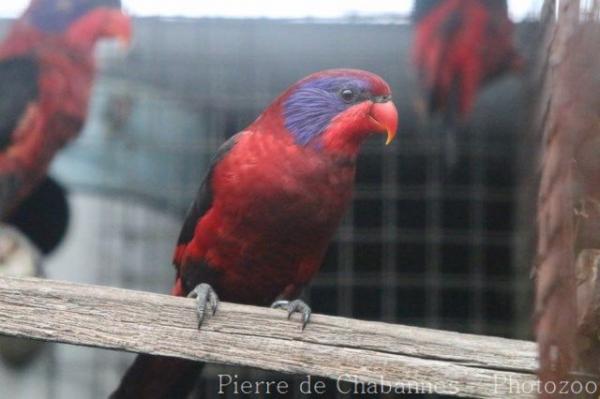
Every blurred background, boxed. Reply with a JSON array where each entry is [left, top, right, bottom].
[[0, 0, 544, 397]]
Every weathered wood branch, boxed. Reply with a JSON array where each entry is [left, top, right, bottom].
[[533, 0, 600, 395], [0, 276, 537, 398]]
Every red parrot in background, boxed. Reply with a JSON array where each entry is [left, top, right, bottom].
[[0, 0, 131, 219], [111, 69, 399, 399], [412, 0, 522, 124]]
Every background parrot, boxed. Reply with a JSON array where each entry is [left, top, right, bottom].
[[111, 68, 398, 399], [0, 0, 131, 220], [412, 0, 522, 125]]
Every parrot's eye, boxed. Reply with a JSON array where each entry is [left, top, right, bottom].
[[340, 89, 357, 103]]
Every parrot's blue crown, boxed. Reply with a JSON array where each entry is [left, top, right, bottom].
[[27, 0, 121, 33], [283, 76, 373, 146]]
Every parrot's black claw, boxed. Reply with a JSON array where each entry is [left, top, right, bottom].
[[270, 299, 311, 330], [188, 283, 219, 329]]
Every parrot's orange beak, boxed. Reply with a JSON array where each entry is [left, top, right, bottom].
[[102, 9, 132, 46], [369, 100, 398, 145], [67, 7, 132, 49]]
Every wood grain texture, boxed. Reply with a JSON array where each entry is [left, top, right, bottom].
[[0, 276, 538, 398]]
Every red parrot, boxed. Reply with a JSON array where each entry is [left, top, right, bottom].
[[110, 69, 399, 399], [412, 0, 522, 124], [0, 0, 131, 218]]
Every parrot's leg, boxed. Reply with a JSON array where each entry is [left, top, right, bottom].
[[187, 283, 219, 329], [270, 299, 311, 330]]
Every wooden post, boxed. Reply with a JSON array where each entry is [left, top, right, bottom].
[[534, 0, 600, 396]]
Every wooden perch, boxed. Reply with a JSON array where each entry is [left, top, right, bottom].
[[0, 276, 537, 398]]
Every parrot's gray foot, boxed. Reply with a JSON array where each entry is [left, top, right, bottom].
[[271, 299, 311, 330], [188, 283, 219, 329]]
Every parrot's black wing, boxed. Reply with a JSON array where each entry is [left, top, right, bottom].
[[176, 134, 239, 246], [0, 56, 39, 150]]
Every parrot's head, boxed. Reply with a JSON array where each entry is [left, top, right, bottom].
[[277, 69, 398, 156], [24, 0, 131, 48]]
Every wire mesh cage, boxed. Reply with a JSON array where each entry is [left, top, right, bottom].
[[0, 12, 536, 399]]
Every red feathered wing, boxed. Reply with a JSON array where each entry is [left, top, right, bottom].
[[171, 135, 239, 296], [412, 0, 520, 122]]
